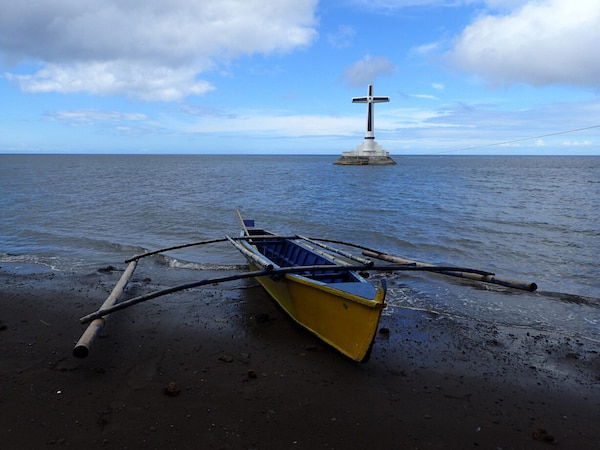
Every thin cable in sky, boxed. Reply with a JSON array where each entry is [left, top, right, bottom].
[[439, 124, 600, 154]]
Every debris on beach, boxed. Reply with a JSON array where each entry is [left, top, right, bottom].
[[164, 381, 180, 397], [532, 427, 555, 443]]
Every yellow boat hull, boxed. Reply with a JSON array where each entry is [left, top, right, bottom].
[[247, 260, 386, 362]]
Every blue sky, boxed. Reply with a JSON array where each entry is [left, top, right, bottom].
[[1, 0, 599, 155]]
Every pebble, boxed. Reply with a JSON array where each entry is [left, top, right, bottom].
[[532, 427, 555, 443], [164, 381, 180, 397]]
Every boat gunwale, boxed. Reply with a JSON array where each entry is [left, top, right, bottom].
[[239, 229, 381, 304], [280, 272, 385, 307]]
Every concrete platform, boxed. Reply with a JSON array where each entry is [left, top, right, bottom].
[[333, 155, 397, 165]]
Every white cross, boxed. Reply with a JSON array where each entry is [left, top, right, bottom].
[[352, 84, 389, 140]]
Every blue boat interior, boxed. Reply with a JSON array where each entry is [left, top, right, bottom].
[[246, 229, 360, 284]]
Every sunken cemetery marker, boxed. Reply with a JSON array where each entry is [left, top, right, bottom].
[[334, 84, 396, 165]]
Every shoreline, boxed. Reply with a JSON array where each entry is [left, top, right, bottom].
[[1, 264, 599, 449]]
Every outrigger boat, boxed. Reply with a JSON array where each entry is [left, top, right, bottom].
[[75, 212, 537, 362], [232, 218, 386, 362]]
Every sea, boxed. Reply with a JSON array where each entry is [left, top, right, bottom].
[[1, 154, 599, 343]]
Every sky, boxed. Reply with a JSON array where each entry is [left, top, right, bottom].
[[1, 0, 600, 155]]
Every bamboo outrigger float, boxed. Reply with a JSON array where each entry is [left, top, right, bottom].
[[74, 212, 537, 362]]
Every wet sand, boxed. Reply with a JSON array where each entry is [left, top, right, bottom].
[[1, 264, 599, 449]]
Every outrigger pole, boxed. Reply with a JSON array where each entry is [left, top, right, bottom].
[[73, 260, 138, 358], [362, 250, 538, 292], [78, 262, 496, 326], [74, 233, 537, 357], [124, 236, 298, 263]]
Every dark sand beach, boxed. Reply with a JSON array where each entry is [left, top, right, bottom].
[[1, 264, 599, 449]]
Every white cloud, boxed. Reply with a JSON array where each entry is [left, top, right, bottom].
[[46, 109, 148, 126], [482, 0, 530, 11], [348, 1, 530, 12], [327, 25, 356, 49], [410, 94, 438, 100], [409, 41, 443, 57], [351, 0, 468, 8], [563, 140, 592, 146], [447, 0, 600, 87], [7, 63, 216, 102], [185, 110, 365, 137], [0, 0, 318, 101], [341, 55, 398, 87], [375, 98, 600, 154]]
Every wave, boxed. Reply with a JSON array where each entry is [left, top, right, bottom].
[[539, 290, 600, 308], [0, 250, 245, 275], [0, 253, 64, 272], [155, 253, 246, 271], [381, 273, 600, 343]]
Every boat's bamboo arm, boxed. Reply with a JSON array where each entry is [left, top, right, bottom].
[[78, 263, 498, 325], [78, 267, 275, 325], [125, 235, 300, 263], [126, 238, 228, 262], [293, 239, 356, 267], [363, 250, 537, 292], [73, 260, 138, 358], [297, 235, 373, 266], [226, 236, 274, 270]]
